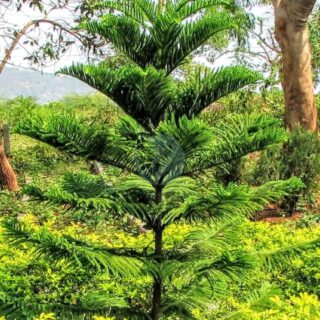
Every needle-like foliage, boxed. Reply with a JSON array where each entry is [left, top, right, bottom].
[[58, 0, 261, 129], [11, 109, 308, 319], [4, 1, 312, 319]]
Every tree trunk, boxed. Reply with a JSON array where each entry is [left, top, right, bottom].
[[151, 187, 163, 320], [0, 145, 19, 191], [273, 0, 318, 132], [151, 227, 163, 320]]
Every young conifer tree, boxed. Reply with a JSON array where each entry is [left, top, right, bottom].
[[2, 1, 310, 319], [59, 0, 262, 130], [6, 113, 304, 319]]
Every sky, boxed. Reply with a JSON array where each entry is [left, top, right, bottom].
[[0, 2, 273, 74], [0, 1, 87, 73]]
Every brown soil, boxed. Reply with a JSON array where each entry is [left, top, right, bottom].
[[253, 203, 319, 224]]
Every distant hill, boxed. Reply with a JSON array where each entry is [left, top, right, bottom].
[[0, 67, 95, 103]]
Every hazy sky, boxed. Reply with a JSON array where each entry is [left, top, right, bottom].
[[1, 3, 273, 74]]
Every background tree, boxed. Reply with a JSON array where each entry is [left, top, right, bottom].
[[273, 0, 318, 132], [232, 0, 319, 131], [253, 0, 319, 131]]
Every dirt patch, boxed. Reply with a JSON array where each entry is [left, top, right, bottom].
[[252, 203, 303, 224]]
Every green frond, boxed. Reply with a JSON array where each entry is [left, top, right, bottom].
[[149, 116, 213, 185], [252, 177, 305, 208], [245, 283, 281, 312], [162, 185, 245, 224], [121, 201, 156, 226], [162, 281, 213, 319], [171, 0, 235, 20], [163, 176, 197, 198], [185, 113, 286, 173], [98, 116, 214, 185], [162, 177, 303, 225], [116, 115, 148, 140], [23, 172, 118, 214], [2, 220, 143, 276], [59, 64, 175, 130], [81, 16, 156, 68], [261, 236, 320, 271], [60, 172, 113, 198], [81, 292, 150, 319], [119, 176, 154, 194], [15, 112, 110, 158], [119, 176, 155, 204], [58, 64, 262, 126], [159, 11, 247, 72], [162, 251, 257, 304], [43, 186, 116, 213], [178, 219, 243, 256], [220, 283, 281, 319], [100, 133, 152, 180], [82, 292, 125, 310], [177, 67, 262, 117], [193, 250, 257, 284], [97, 0, 157, 25]]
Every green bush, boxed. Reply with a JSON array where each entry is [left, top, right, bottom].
[[252, 128, 320, 214], [0, 97, 38, 125], [243, 221, 320, 297], [53, 93, 123, 125]]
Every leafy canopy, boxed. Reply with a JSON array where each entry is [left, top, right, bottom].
[[10, 109, 308, 319], [60, 0, 261, 129], [3, 1, 310, 319]]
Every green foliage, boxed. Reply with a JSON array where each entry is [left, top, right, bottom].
[[0, 220, 101, 319], [15, 112, 110, 159], [1, 1, 316, 319], [0, 97, 38, 125], [3, 219, 143, 277], [252, 128, 320, 214], [200, 89, 285, 126], [213, 292, 320, 320], [4, 110, 306, 318], [17, 112, 287, 180], [0, 93, 121, 128], [310, 9, 320, 84], [59, 0, 262, 130], [281, 130, 320, 195], [59, 94, 121, 119]]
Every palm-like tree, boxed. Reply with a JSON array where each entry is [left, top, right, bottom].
[[2, 1, 310, 319], [60, 0, 261, 130], [5, 112, 306, 319]]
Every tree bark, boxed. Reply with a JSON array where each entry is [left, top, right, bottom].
[[151, 187, 163, 320], [151, 227, 163, 320], [0, 145, 19, 191], [273, 0, 318, 132]]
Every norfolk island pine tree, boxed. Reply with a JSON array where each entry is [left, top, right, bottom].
[[5, 114, 307, 319], [2, 1, 316, 319]]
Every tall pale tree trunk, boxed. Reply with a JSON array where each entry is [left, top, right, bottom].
[[272, 0, 318, 132]]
